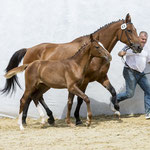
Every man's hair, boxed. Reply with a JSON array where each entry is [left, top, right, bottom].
[[139, 31, 148, 37]]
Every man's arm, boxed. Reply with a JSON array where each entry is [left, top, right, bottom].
[[118, 45, 129, 57]]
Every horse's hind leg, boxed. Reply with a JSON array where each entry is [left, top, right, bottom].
[[39, 96, 55, 125], [22, 97, 32, 125], [32, 85, 54, 125], [66, 92, 75, 126], [18, 90, 31, 130], [22, 96, 47, 125], [32, 98, 46, 124]]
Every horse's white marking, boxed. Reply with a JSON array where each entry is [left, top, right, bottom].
[[98, 42, 106, 50], [18, 112, 22, 125], [37, 104, 46, 124], [115, 111, 121, 116], [20, 124, 24, 130], [87, 113, 89, 121], [18, 112, 24, 130]]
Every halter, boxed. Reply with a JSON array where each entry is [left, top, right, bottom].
[[120, 20, 133, 49]]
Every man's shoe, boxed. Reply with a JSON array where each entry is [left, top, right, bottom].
[[145, 113, 150, 119]]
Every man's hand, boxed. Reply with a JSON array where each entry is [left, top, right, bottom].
[[118, 50, 126, 57]]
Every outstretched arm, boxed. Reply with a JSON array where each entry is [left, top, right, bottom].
[[118, 45, 134, 57], [118, 45, 129, 57]]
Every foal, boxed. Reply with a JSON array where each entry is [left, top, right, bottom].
[[5, 35, 111, 130]]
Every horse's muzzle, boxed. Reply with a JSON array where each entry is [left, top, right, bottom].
[[104, 54, 112, 62], [131, 43, 143, 53]]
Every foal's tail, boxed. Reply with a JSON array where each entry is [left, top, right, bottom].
[[1, 48, 27, 95], [5, 64, 28, 79]]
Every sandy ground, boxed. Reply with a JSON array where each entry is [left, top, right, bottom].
[[0, 114, 150, 150]]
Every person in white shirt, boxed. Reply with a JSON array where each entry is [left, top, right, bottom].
[[116, 31, 150, 119]]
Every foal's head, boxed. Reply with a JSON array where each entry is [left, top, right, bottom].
[[89, 34, 112, 62], [117, 13, 142, 53]]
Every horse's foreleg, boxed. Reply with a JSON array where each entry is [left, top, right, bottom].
[[97, 75, 120, 112], [39, 97, 55, 125], [69, 85, 92, 126], [74, 97, 83, 125], [74, 83, 88, 125], [66, 92, 75, 126]]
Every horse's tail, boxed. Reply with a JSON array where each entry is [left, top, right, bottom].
[[5, 64, 28, 79], [1, 48, 27, 95]]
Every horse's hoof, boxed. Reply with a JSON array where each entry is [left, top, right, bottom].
[[41, 118, 46, 124], [19, 125, 25, 131], [68, 123, 76, 127], [22, 120, 27, 126], [48, 117, 55, 125], [110, 102, 120, 112], [22, 122, 27, 126], [76, 120, 83, 125], [114, 111, 121, 117], [85, 121, 91, 127]]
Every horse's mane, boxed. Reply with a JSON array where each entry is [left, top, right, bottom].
[[70, 19, 124, 58], [92, 19, 123, 35], [73, 19, 123, 41], [69, 42, 89, 59]]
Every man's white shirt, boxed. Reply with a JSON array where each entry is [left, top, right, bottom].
[[123, 45, 150, 73]]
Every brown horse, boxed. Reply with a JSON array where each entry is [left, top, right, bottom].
[[2, 14, 142, 125], [5, 35, 112, 130]]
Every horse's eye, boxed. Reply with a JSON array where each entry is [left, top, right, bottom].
[[128, 30, 132, 33], [95, 46, 99, 49]]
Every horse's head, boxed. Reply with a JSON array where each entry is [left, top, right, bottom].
[[90, 34, 112, 62], [118, 13, 143, 53]]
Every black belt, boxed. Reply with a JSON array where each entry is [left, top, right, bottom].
[[125, 66, 141, 74], [122, 57, 150, 82]]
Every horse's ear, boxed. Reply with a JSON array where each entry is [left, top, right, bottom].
[[90, 34, 94, 42], [125, 13, 131, 23]]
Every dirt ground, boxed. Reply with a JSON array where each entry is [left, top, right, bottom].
[[0, 114, 150, 150]]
